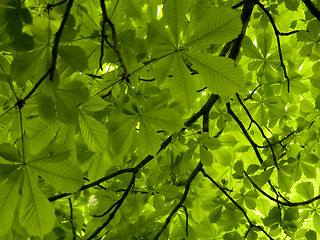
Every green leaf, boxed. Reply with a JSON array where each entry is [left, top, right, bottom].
[[209, 206, 222, 223], [158, 185, 179, 198], [192, 197, 204, 222], [19, 169, 55, 238], [300, 162, 317, 178], [251, 168, 273, 187], [28, 161, 83, 192], [313, 212, 320, 234], [54, 92, 79, 124], [142, 108, 182, 132], [0, 143, 21, 163], [11, 48, 45, 84], [153, 192, 165, 211], [147, 20, 175, 47], [201, 137, 222, 150], [38, 94, 56, 122], [109, 114, 137, 159], [24, 118, 60, 155], [0, 174, 20, 236], [58, 81, 89, 103], [305, 230, 317, 240], [82, 96, 108, 112], [223, 231, 241, 240], [170, 55, 197, 108], [79, 111, 108, 152], [184, 7, 242, 47], [11, 33, 34, 52], [200, 145, 213, 166], [184, 53, 245, 96], [163, 0, 189, 45], [58, 46, 88, 71], [277, 170, 292, 192], [296, 182, 314, 199], [242, 36, 263, 59], [139, 120, 162, 155], [257, 32, 272, 58]]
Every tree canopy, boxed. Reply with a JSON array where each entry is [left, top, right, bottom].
[[1, 0, 320, 239]]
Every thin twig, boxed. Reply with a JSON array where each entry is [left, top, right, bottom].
[[68, 198, 77, 240], [226, 102, 264, 164], [153, 161, 203, 240], [86, 173, 136, 240], [244, 170, 320, 206], [236, 93, 279, 169], [257, 1, 290, 92], [202, 169, 274, 240]]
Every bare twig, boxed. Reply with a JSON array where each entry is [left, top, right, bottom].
[[236, 93, 279, 169], [256, 1, 290, 92], [244, 170, 320, 206], [226, 102, 264, 164], [68, 198, 77, 240], [153, 161, 203, 240], [302, 0, 320, 22]]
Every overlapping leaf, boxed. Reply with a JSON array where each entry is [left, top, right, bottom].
[[79, 111, 108, 152], [184, 53, 245, 96], [19, 169, 55, 238], [184, 7, 242, 47]]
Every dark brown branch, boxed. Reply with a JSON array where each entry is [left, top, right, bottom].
[[181, 205, 189, 237], [68, 198, 77, 240], [256, 1, 290, 92], [226, 102, 264, 164], [202, 169, 274, 240], [236, 93, 279, 169], [278, 30, 299, 36], [244, 84, 261, 101], [185, 94, 219, 127], [49, 168, 135, 201], [20, 0, 74, 105], [302, 0, 320, 22], [100, 0, 128, 81], [91, 199, 120, 218], [229, 0, 256, 60], [87, 173, 136, 240], [244, 171, 320, 206], [153, 161, 203, 240]]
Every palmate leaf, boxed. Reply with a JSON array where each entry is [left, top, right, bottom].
[[28, 161, 83, 193], [163, 0, 189, 46], [79, 111, 108, 152], [184, 6, 242, 47], [184, 53, 245, 96], [171, 55, 197, 108], [0, 173, 21, 236], [19, 168, 55, 238]]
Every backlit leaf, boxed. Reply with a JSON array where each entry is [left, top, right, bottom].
[[79, 111, 108, 152], [19, 169, 55, 238], [184, 53, 245, 96]]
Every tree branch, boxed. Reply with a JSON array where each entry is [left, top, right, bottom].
[[153, 161, 203, 240], [20, 0, 74, 106], [302, 0, 320, 22], [226, 102, 264, 164], [86, 173, 136, 240], [256, 1, 290, 92], [202, 169, 274, 240], [236, 93, 279, 169], [244, 170, 320, 206]]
